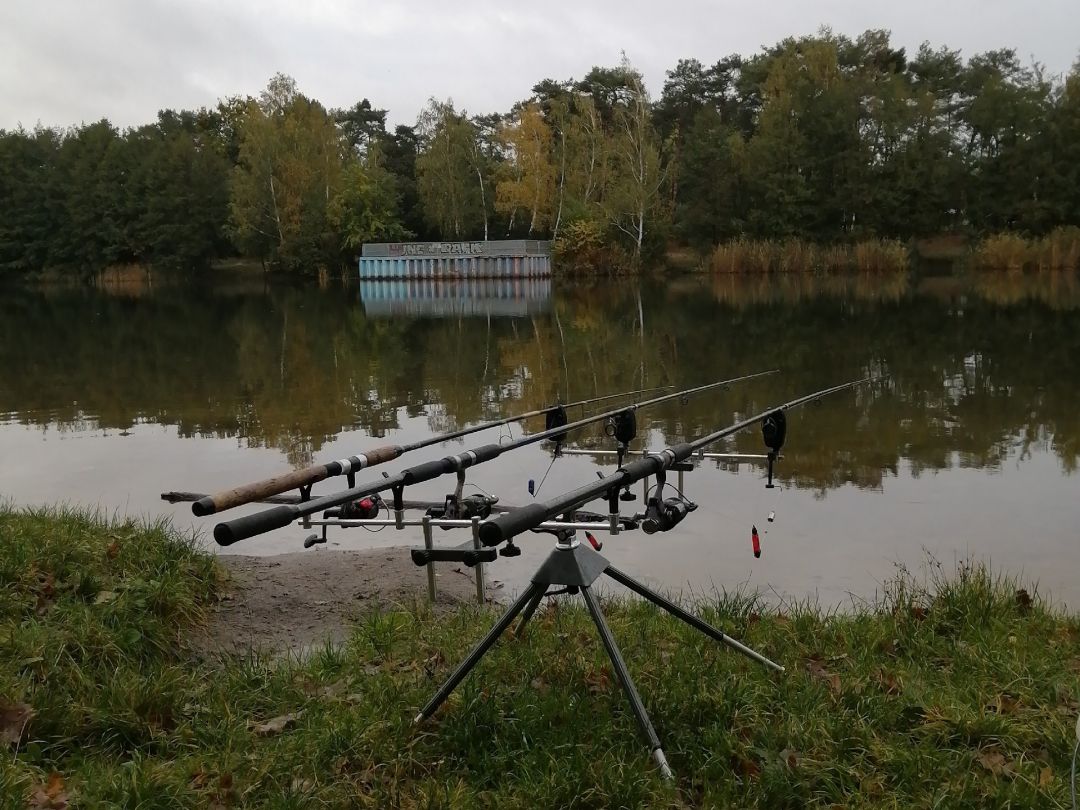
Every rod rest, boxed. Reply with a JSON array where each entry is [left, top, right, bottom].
[[411, 546, 499, 567]]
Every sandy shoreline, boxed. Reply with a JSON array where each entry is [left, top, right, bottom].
[[196, 547, 499, 655]]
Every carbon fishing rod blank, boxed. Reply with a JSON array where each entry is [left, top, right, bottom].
[[477, 378, 868, 548], [211, 370, 780, 546], [191, 383, 675, 516]]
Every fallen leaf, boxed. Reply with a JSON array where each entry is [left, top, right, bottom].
[[320, 680, 348, 699], [779, 748, 799, 769], [976, 750, 1016, 777], [985, 694, 1019, 715], [28, 773, 68, 809], [977, 751, 1006, 774], [35, 574, 56, 615], [249, 711, 304, 736], [735, 756, 761, 781], [1039, 767, 1053, 787], [584, 666, 611, 695], [878, 637, 900, 656], [0, 701, 33, 747], [299, 678, 348, 699], [805, 658, 842, 695], [875, 670, 902, 696], [189, 768, 211, 789], [94, 591, 118, 605]]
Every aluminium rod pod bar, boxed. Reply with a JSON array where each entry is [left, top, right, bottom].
[[213, 370, 779, 546], [193, 383, 674, 516], [477, 378, 869, 547]]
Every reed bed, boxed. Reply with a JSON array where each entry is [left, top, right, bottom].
[[971, 227, 1080, 271], [708, 238, 910, 274]]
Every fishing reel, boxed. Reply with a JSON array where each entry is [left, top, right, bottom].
[[641, 495, 698, 535], [636, 467, 697, 534], [761, 409, 786, 488], [324, 493, 384, 520], [426, 493, 498, 526]]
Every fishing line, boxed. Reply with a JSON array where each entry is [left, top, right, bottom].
[[645, 480, 688, 502], [531, 454, 558, 498], [465, 482, 496, 499]]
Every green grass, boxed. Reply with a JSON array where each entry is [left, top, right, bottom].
[[2, 505, 1078, 808]]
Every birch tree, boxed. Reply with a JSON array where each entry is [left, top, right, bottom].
[[230, 74, 347, 270], [415, 99, 486, 239], [604, 59, 667, 259], [495, 102, 556, 235]]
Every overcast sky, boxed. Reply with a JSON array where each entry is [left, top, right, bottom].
[[1, 0, 1076, 132]]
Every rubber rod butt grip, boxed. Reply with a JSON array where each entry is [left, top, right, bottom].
[[479, 503, 551, 547], [214, 506, 295, 546]]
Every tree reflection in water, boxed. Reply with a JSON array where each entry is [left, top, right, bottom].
[[1, 271, 1077, 489]]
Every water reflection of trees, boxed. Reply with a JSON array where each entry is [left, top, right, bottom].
[[1, 272, 1077, 486]]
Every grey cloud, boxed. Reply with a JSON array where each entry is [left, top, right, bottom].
[[1, 0, 1075, 132]]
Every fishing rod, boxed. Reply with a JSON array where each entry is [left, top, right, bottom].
[[192, 383, 672, 517], [213, 370, 779, 546], [407, 377, 871, 780], [477, 378, 868, 547]]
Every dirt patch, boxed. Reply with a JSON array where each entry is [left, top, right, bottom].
[[195, 547, 496, 656]]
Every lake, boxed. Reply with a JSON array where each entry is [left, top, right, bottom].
[[2, 271, 1078, 608]]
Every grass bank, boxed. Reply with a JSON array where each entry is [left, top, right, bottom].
[[707, 239, 910, 274], [2, 505, 1078, 807]]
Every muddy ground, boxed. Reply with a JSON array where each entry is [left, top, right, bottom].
[[195, 547, 500, 656]]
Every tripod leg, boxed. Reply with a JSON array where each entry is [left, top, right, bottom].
[[514, 586, 547, 637], [580, 586, 674, 780], [415, 581, 544, 724], [604, 566, 784, 674]]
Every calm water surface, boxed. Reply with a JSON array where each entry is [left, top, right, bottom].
[[2, 272, 1078, 607]]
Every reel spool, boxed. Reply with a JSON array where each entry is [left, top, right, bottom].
[[326, 494, 383, 520], [641, 495, 698, 534]]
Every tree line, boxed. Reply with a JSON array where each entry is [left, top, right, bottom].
[[1, 29, 1078, 277]]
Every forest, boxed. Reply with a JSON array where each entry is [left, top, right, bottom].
[[1, 29, 1078, 277]]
